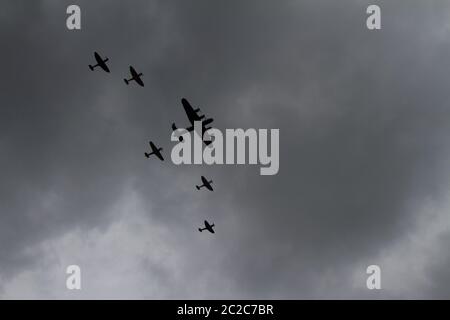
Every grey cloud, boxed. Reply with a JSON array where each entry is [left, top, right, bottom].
[[1, 0, 450, 298]]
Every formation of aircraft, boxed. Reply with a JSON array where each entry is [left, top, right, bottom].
[[172, 98, 214, 145], [172, 100, 216, 232], [124, 66, 144, 87], [196, 176, 213, 191], [89, 52, 216, 234], [145, 141, 164, 161], [88, 52, 143, 88], [198, 220, 215, 234], [89, 51, 110, 73]]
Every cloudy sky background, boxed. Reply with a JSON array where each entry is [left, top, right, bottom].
[[1, 0, 450, 299]]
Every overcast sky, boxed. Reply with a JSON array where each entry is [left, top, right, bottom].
[[1, 0, 450, 299]]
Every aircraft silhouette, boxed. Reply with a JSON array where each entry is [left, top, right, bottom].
[[198, 220, 215, 234], [145, 141, 164, 161], [172, 98, 214, 145], [124, 66, 144, 87], [89, 51, 110, 73], [196, 176, 213, 191]]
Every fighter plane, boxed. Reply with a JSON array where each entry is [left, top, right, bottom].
[[196, 176, 213, 191], [89, 51, 110, 73], [172, 98, 214, 145], [124, 66, 144, 87], [198, 220, 215, 234], [145, 141, 164, 161]]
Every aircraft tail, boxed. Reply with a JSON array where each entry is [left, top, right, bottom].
[[144, 152, 150, 158], [198, 228, 202, 232], [196, 185, 200, 190], [124, 79, 129, 85], [89, 65, 94, 71]]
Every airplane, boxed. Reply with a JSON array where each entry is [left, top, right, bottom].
[[89, 51, 110, 73], [196, 175, 213, 191], [172, 98, 214, 145], [124, 66, 144, 87], [198, 220, 215, 234], [145, 141, 164, 161]]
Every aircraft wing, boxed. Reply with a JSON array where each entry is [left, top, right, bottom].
[[135, 76, 144, 87], [155, 151, 164, 161], [182, 98, 203, 124], [99, 62, 110, 73], [130, 66, 137, 77], [94, 52, 102, 63]]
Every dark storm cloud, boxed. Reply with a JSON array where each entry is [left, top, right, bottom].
[[0, 0, 171, 275], [1, 0, 450, 298]]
